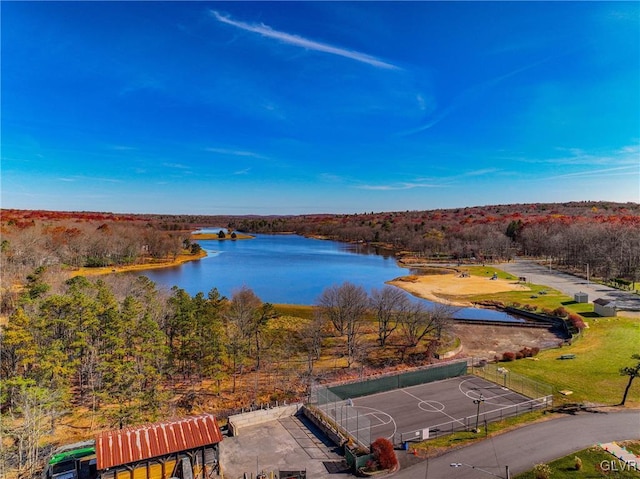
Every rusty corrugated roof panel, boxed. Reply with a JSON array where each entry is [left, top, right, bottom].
[[95, 414, 223, 470]]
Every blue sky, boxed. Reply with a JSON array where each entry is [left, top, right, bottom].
[[2, 1, 639, 215]]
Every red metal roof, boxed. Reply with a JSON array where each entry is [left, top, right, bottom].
[[95, 414, 223, 470]]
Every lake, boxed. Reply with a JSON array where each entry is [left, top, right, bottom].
[[140, 231, 523, 322]]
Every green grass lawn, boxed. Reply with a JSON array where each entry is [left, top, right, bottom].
[[459, 267, 640, 406], [497, 315, 639, 406], [514, 442, 640, 478]]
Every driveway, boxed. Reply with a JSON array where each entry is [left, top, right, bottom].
[[497, 259, 640, 312]]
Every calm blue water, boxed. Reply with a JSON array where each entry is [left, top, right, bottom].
[[139, 232, 523, 322]]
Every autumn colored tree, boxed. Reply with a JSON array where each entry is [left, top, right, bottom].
[[370, 437, 397, 470]]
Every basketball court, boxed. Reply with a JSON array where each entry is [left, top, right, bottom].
[[323, 375, 548, 445]]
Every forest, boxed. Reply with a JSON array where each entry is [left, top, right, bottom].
[[1, 201, 639, 477]]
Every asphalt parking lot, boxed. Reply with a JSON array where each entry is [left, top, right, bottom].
[[498, 259, 640, 311]]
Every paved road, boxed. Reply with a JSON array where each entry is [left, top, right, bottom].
[[221, 410, 639, 478], [497, 259, 640, 312], [395, 410, 640, 478]]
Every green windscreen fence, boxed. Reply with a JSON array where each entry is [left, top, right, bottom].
[[316, 360, 468, 402]]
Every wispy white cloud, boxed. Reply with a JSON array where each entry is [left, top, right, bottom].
[[162, 162, 191, 170], [205, 147, 269, 160], [109, 145, 137, 151], [511, 144, 640, 167], [211, 11, 400, 71], [402, 56, 557, 136], [458, 168, 500, 178], [355, 167, 500, 191], [57, 175, 123, 183], [234, 168, 251, 175], [319, 173, 345, 183], [357, 181, 446, 191], [544, 165, 638, 181]]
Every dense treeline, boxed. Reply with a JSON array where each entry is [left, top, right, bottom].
[[1, 201, 639, 399], [0, 214, 200, 314], [2, 202, 639, 313]]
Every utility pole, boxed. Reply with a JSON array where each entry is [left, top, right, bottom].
[[586, 263, 590, 285]]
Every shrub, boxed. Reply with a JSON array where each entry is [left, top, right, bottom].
[[552, 306, 569, 318], [371, 437, 398, 470], [533, 463, 551, 479], [574, 456, 582, 471], [502, 351, 516, 362], [568, 313, 586, 330]]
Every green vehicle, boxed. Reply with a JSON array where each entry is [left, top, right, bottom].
[[43, 440, 97, 479]]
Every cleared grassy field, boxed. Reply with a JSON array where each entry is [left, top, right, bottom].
[[502, 315, 639, 406]]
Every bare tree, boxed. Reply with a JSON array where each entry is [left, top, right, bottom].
[[316, 282, 369, 367], [398, 301, 455, 348], [297, 311, 326, 375], [370, 286, 408, 346]]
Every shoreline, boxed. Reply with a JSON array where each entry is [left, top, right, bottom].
[[68, 250, 208, 277], [68, 232, 256, 277]]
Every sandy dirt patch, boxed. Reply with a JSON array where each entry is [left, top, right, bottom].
[[452, 323, 562, 359], [389, 273, 529, 306]]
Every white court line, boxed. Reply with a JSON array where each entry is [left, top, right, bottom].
[[352, 406, 397, 441], [459, 378, 527, 406], [401, 389, 466, 427]]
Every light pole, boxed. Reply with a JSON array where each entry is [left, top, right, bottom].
[[586, 263, 590, 285], [473, 394, 485, 433], [450, 462, 510, 478]]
